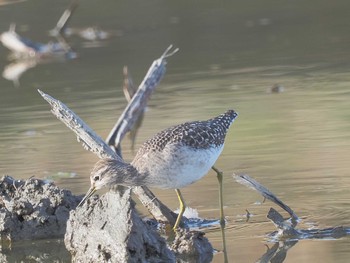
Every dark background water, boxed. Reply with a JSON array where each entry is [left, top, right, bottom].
[[1, 0, 350, 262]]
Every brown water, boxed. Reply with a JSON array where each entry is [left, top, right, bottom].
[[1, 0, 350, 262]]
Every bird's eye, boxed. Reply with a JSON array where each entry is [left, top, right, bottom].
[[93, 174, 100, 181]]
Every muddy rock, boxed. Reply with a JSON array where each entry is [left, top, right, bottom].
[[0, 175, 80, 243], [171, 229, 213, 263], [65, 188, 175, 263]]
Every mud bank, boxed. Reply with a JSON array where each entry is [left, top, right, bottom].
[[0, 176, 213, 262], [0, 175, 80, 243]]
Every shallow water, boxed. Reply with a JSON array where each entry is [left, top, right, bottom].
[[1, 0, 350, 262]]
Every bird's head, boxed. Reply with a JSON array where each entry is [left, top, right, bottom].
[[78, 158, 130, 207]]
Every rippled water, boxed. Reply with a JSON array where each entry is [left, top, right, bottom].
[[1, 0, 350, 262]]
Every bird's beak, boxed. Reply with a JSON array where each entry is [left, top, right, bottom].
[[78, 186, 97, 207]]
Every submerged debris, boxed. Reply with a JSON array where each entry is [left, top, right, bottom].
[[0, 24, 75, 59], [268, 84, 285, 93], [267, 208, 350, 240], [234, 174, 350, 241], [0, 23, 76, 86], [234, 174, 299, 225]]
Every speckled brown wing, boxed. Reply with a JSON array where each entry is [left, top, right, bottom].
[[133, 109, 238, 161]]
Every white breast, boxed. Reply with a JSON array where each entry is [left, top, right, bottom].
[[134, 144, 224, 189]]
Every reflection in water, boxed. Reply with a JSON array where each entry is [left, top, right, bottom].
[[63, 26, 112, 41], [0, 24, 75, 58], [0, 0, 26, 6], [0, 239, 70, 262], [164, 192, 350, 263], [1, 53, 75, 87], [236, 175, 350, 263], [257, 240, 298, 263], [0, 0, 80, 86], [49, 0, 115, 48], [0, 24, 76, 86], [2, 59, 36, 87], [260, 225, 350, 263]]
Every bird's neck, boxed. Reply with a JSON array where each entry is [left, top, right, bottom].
[[109, 160, 149, 187]]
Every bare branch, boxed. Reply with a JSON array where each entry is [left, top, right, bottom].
[[51, 0, 79, 36], [122, 66, 136, 102], [37, 89, 121, 161], [122, 66, 143, 152], [106, 45, 179, 151]]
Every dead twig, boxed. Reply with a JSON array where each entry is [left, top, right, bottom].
[[51, 0, 79, 36], [106, 45, 179, 154], [122, 66, 144, 153], [38, 89, 119, 160], [233, 174, 299, 226], [234, 174, 350, 242]]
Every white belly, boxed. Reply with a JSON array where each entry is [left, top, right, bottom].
[[134, 144, 224, 189]]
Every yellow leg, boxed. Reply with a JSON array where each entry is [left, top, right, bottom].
[[212, 165, 228, 263], [212, 166, 225, 227], [173, 189, 186, 230]]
